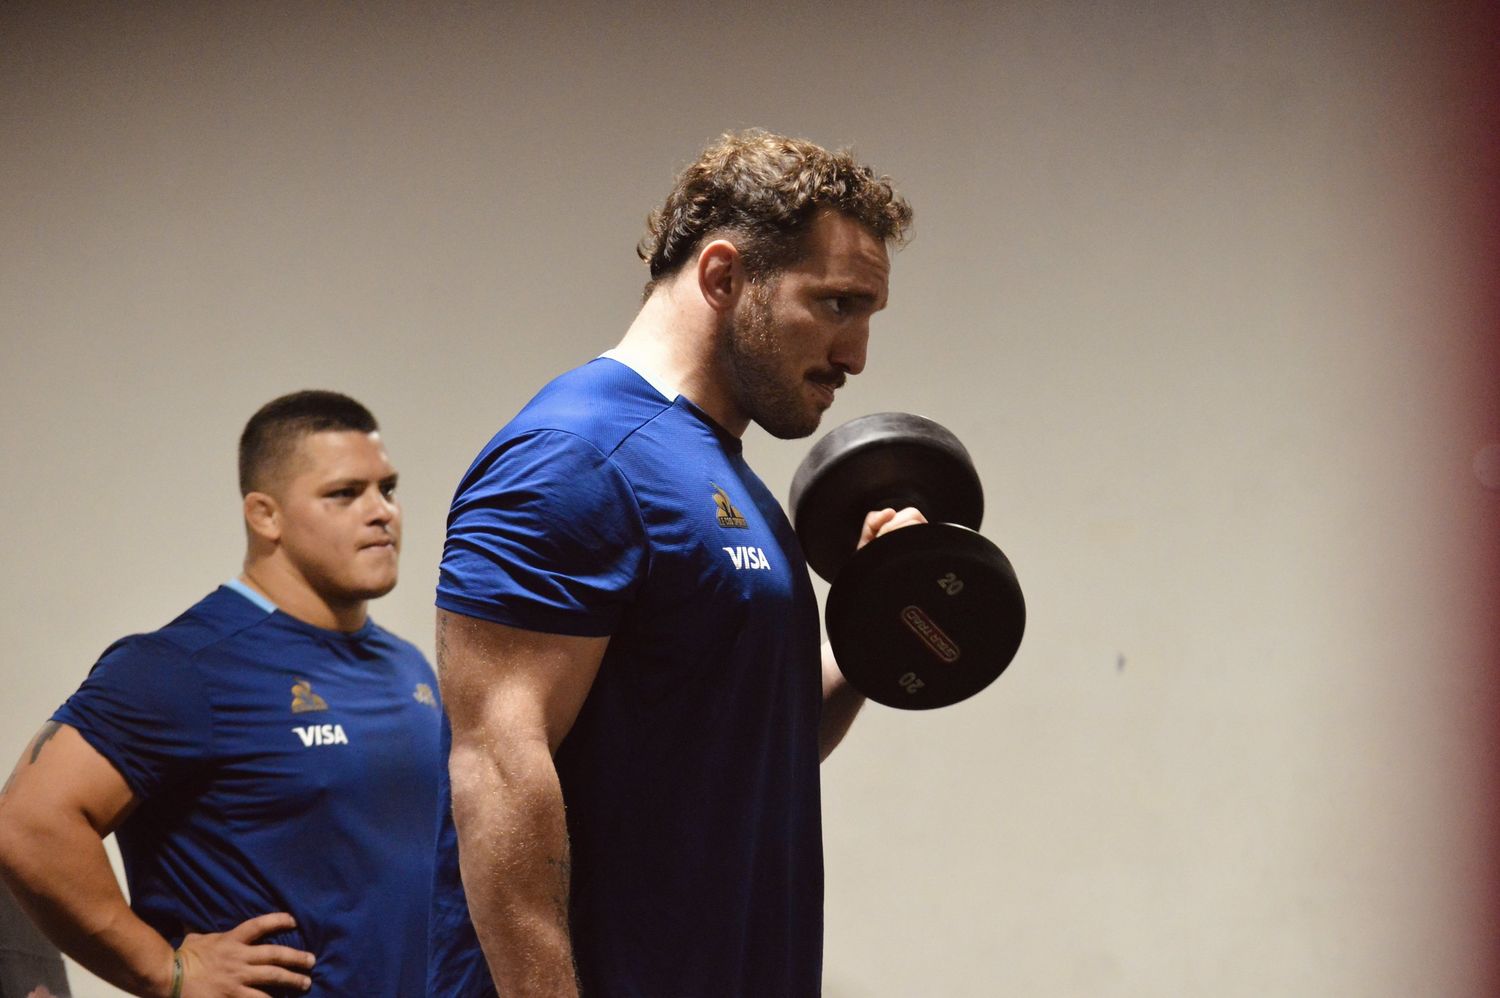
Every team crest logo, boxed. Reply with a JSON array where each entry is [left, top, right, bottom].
[[290, 679, 328, 714], [413, 683, 438, 708], [712, 484, 749, 529]]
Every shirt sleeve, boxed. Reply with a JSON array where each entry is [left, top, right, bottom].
[[436, 429, 649, 636], [50, 635, 215, 800]]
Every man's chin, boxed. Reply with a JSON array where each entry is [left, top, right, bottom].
[[338, 576, 399, 603], [364, 578, 399, 600], [757, 412, 822, 440]]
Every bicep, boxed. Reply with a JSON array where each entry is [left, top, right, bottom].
[[436, 608, 609, 755], [1, 723, 137, 837]]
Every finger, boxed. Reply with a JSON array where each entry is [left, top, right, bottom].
[[875, 506, 927, 537], [857, 508, 896, 548], [243, 964, 314, 993], [246, 943, 317, 970], [233, 987, 274, 998], [226, 911, 297, 942]]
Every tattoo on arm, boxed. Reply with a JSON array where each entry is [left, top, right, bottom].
[[28, 722, 62, 765], [3, 721, 62, 796]]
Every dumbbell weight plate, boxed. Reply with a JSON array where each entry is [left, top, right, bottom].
[[790, 412, 984, 583], [826, 522, 1025, 709]]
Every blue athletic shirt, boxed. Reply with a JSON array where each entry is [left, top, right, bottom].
[[431, 357, 825, 997], [51, 584, 441, 997]]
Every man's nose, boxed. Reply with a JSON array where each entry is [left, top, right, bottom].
[[831, 323, 869, 377], [364, 490, 397, 524]]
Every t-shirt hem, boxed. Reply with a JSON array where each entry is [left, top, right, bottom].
[[434, 591, 618, 638], [48, 707, 156, 800]]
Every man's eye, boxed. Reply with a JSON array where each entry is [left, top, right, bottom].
[[329, 488, 358, 499], [381, 483, 398, 498], [827, 297, 847, 315]]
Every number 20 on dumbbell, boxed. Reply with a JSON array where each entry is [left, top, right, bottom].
[[789, 412, 1026, 709]]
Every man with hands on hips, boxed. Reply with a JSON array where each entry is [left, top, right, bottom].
[[0, 391, 441, 997], [430, 129, 919, 997]]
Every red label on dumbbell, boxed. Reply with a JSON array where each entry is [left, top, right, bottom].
[[900, 605, 961, 663]]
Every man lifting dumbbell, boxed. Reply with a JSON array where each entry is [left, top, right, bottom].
[[429, 129, 920, 998]]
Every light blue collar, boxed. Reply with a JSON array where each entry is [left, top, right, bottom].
[[223, 578, 276, 615]]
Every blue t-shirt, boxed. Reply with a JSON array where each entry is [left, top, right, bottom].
[[431, 358, 825, 997], [52, 585, 442, 997]]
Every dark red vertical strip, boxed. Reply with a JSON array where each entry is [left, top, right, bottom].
[[1473, 1, 1500, 988]]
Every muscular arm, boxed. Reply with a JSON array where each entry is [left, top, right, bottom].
[[0, 724, 314, 998], [0, 722, 178, 996], [818, 506, 928, 761], [437, 608, 608, 998]]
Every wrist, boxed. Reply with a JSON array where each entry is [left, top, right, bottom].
[[169, 949, 184, 998], [132, 940, 178, 998]]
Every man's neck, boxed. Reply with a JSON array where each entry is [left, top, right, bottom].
[[239, 561, 367, 632], [611, 287, 749, 436]]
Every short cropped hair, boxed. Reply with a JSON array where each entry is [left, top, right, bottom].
[[238, 390, 378, 495], [637, 129, 913, 297]]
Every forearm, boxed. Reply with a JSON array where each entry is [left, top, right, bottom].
[[0, 810, 172, 997], [449, 739, 578, 997], [819, 641, 866, 761]]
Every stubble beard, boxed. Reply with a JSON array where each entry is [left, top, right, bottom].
[[723, 282, 823, 440], [293, 541, 400, 607]]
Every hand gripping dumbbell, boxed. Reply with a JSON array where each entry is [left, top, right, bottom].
[[789, 412, 1026, 709]]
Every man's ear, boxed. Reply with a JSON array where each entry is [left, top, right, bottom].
[[696, 239, 743, 314], [243, 491, 281, 543]]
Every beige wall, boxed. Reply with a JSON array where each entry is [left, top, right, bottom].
[[2, 2, 1496, 995]]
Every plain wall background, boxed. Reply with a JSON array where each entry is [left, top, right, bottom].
[[2, 2, 1497, 995]]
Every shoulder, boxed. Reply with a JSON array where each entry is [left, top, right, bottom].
[[482, 358, 673, 462], [53, 598, 227, 769], [148, 586, 276, 657], [451, 372, 661, 529], [83, 632, 194, 690], [66, 589, 286, 705], [82, 587, 258, 675]]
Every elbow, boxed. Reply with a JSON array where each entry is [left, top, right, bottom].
[[0, 791, 91, 886], [0, 789, 25, 856], [446, 742, 488, 813], [0, 795, 42, 885], [447, 734, 553, 821]]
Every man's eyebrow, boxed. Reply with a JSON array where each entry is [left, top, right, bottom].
[[320, 469, 398, 486], [817, 280, 883, 300], [834, 288, 886, 310]]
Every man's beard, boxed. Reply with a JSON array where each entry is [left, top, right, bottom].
[[722, 282, 841, 440]]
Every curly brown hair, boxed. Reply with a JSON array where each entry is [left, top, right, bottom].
[[637, 129, 912, 298]]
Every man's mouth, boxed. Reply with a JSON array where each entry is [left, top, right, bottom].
[[808, 372, 845, 405]]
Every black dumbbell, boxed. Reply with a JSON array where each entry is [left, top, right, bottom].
[[789, 412, 1025, 709]]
